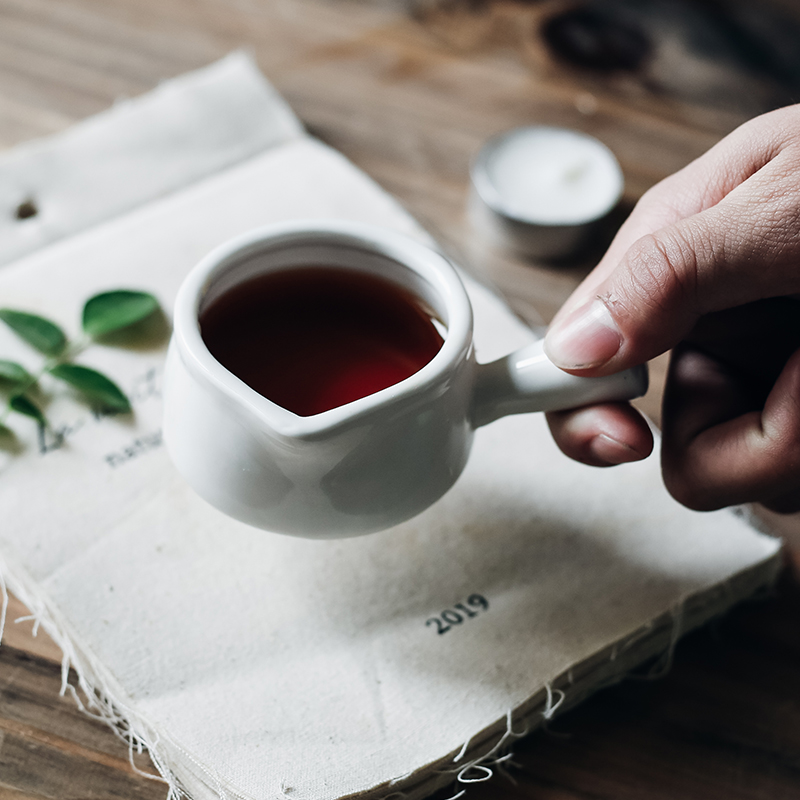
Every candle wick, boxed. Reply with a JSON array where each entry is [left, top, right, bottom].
[[563, 160, 589, 183]]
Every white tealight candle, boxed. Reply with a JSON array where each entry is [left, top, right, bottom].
[[470, 126, 624, 260]]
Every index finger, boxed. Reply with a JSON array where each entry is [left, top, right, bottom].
[[551, 107, 792, 326]]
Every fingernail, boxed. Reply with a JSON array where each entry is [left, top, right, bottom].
[[591, 434, 645, 465], [545, 299, 621, 369]]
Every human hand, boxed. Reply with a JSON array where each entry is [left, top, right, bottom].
[[543, 105, 800, 513]]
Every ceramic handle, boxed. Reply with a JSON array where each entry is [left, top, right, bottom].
[[471, 338, 648, 428]]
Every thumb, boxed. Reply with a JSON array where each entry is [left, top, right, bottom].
[[544, 161, 800, 375]]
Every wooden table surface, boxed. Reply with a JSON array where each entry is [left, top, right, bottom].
[[2, 0, 800, 798]]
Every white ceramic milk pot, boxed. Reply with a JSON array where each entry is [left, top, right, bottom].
[[163, 220, 647, 537]]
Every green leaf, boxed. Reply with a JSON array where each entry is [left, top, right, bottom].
[[48, 363, 131, 412], [9, 393, 45, 424], [0, 309, 67, 356], [82, 291, 160, 338], [0, 359, 32, 386]]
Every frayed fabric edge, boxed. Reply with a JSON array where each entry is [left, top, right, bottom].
[[392, 553, 783, 800], [0, 554, 659, 800], [0, 547, 782, 800], [0, 553, 256, 800]]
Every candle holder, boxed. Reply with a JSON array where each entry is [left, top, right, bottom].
[[470, 126, 624, 261]]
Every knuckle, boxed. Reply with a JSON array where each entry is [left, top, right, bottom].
[[750, 198, 800, 282], [612, 229, 701, 320]]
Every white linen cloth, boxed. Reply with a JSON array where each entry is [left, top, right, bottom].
[[0, 53, 781, 800]]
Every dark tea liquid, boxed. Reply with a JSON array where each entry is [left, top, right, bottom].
[[199, 267, 445, 416]]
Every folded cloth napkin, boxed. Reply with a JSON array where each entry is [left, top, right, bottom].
[[0, 53, 781, 800]]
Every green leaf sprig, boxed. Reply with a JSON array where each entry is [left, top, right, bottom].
[[0, 290, 161, 438]]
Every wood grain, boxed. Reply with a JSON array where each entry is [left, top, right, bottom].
[[1, 0, 800, 797], [0, 604, 162, 798]]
